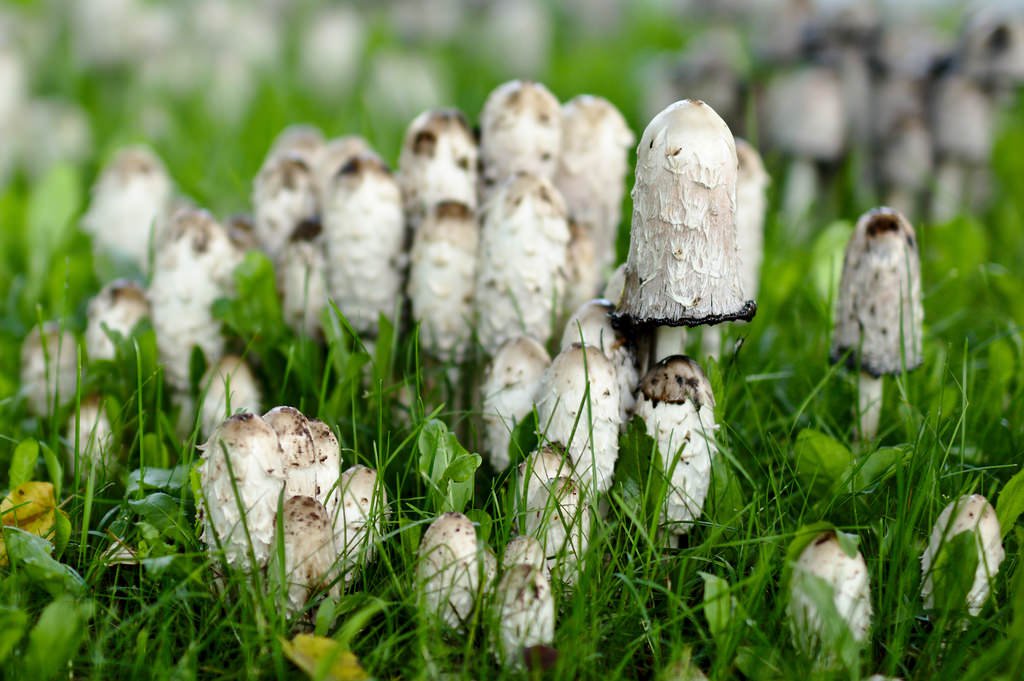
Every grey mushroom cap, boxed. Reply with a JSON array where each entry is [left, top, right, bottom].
[[830, 207, 924, 378], [614, 100, 755, 331], [638, 355, 715, 410], [958, 10, 1024, 90]]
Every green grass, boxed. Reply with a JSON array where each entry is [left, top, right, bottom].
[[3, 3, 1024, 680]]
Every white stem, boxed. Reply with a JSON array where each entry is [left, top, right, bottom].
[[857, 373, 883, 441], [654, 326, 688, 365], [930, 160, 964, 223], [702, 325, 722, 362], [783, 157, 818, 225]]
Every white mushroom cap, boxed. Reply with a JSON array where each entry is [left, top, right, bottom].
[[603, 263, 626, 307], [198, 413, 286, 570], [561, 299, 638, 424], [474, 173, 570, 355], [763, 67, 846, 161], [929, 72, 995, 165], [312, 135, 374, 203], [80, 145, 173, 272], [503, 535, 546, 571], [85, 279, 150, 361], [274, 495, 336, 614], [564, 219, 601, 318], [252, 152, 318, 260], [334, 464, 387, 585], [263, 405, 319, 500], [276, 219, 329, 338], [921, 494, 1005, 617], [877, 114, 933, 198], [417, 512, 481, 630], [788, 532, 873, 660], [407, 201, 479, 361], [481, 336, 552, 472], [308, 419, 342, 515], [495, 564, 556, 668], [198, 355, 262, 439], [65, 395, 116, 478], [479, 80, 562, 202], [634, 356, 718, 536], [535, 344, 620, 494], [517, 445, 575, 514], [20, 322, 78, 417], [734, 139, 769, 300], [523, 475, 591, 584], [831, 207, 923, 377], [266, 124, 325, 165], [616, 100, 754, 331], [398, 108, 478, 227], [959, 10, 1024, 90]]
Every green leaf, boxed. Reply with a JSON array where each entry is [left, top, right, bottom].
[[416, 419, 479, 514], [126, 465, 190, 497], [928, 531, 980, 617], [9, 439, 40, 490], [213, 250, 285, 346], [997, 468, 1024, 538], [53, 509, 71, 557], [22, 595, 93, 681], [789, 571, 864, 671], [127, 493, 191, 544], [2, 528, 85, 597], [0, 605, 28, 664], [851, 446, 907, 493], [793, 429, 853, 497], [446, 452, 482, 484], [40, 443, 63, 500], [25, 163, 81, 299], [464, 509, 492, 543], [700, 572, 732, 644]]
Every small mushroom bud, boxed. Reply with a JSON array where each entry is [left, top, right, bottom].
[[308, 419, 342, 515], [333, 464, 387, 585], [398, 108, 478, 229], [149, 208, 243, 394], [523, 475, 591, 584], [198, 355, 262, 439], [263, 406, 319, 501], [85, 279, 149, 361], [554, 95, 633, 274], [503, 535, 546, 571], [478, 80, 562, 203], [831, 208, 923, 440], [277, 218, 329, 338], [312, 135, 373, 204], [920, 494, 1005, 617], [494, 564, 556, 668], [198, 413, 286, 570], [20, 322, 79, 416], [407, 201, 478, 361], [417, 512, 481, 630], [65, 395, 115, 478], [475, 173, 570, 355], [252, 152, 318, 260], [481, 336, 551, 472], [80, 145, 173, 273], [322, 152, 405, 338], [273, 495, 336, 614], [634, 356, 718, 540], [788, 531, 872, 664]]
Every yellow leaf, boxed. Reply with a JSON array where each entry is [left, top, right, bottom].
[[0, 482, 57, 566], [281, 634, 370, 681]]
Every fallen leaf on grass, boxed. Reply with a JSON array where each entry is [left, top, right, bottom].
[[0, 482, 66, 566], [282, 633, 370, 681]]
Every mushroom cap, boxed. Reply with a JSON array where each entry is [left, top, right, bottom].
[[20, 322, 79, 417], [481, 336, 551, 472], [398, 108, 478, 222], [929, 72, 995, 164], [276, 495, 336, 613], [199, 355, 262, 439], [638, 355, 715, 410], [503, 535, 546, 571], [308, 419, 342, 511], [266, 124, 325, 165], [920, 494, 1005, 616], [417, 512, 481, 629], [333, 464, 385, 584], [276, 224, 329, 337], [522, 475, 591, 583], [263, 405, 321, 501], [959, 10, 1024, 89], [830, 207, 924, 377], [495, 564, 556, 667], [65, 395, 116, 476], [615, 100, 754, 331], [564, 218, 601, 315], [85, 279, 150, 361], [252, 152, 318, 259], [312, 135, 373, 200], [763, 67, 846, 161], [517, 445, 575, 508]]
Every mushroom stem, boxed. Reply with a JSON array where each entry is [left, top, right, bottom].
[[654, 326, 688, 366], [701, 326, 721, 362], [782, 156, 818, 224], [930, 159, 963, 223], [857, 373, 883, 441]]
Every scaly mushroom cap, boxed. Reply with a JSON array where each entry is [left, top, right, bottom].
[[788, 532, 873, 660], [503, 535, 546, 571], [65, 395, 115, 477], [734, 139, 769, 300], [266, 124, 325, 165], [85, 279, 150, 361], [959, 11, 1024, 90], [417, 512, 481, 630], [312, 135, 373, 203], [263, 406, 320, 500], [333, 465, 386, 584], [877, 114, 933, 195], [929, 72, 994, 165], [564, 219, 600, 316], [615, 100, 754, 331], [535, 344, 620, 494], [475, 172, 570, 354], [277, 218, 329, 338], [20, 322, 78, 417], [479, 80, 562, 201], [198, 413, 286, 569], [921, 494, 1005, 616], [635, 356, 718, 536], [482, 337, 552, 473], [407, 201, 479, 361], [321, 152, 405, 337], [307, 419, 342, 515], [398, 108, 478, 226], [763, 67, 845, 161], [831, 207, 923, 377], [80, 145, 173, 272], [274, 495, 336, 614], [495, 564, 556, 668], [523, 475, 591, 584], [252, 152, 318, 259], [517, 445, 575, 512], [199, 355, 262, 439]]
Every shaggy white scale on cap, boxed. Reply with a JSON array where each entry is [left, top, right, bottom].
[[149, 208, 243, 394], [198, 355, 261, 439], [417, 512, 481, 630], [561, 299, 639, 423], [554, 95, 634, 273], [65, 395, 115, 477], [198, 413, 286, 570], [495, 564, 556, 668], [334, 465, 386, 585], [615, 100, 754, 333], [635, 356, 718, 537], [407, 201, 478, 361], [398, 109, 478, 228], [481, 336, 551, 472], [312, 136, 373, 204], [80, 145, 173, 272], [831, 208, 923, 378], [274, 495, 336, 614], [322, 153, 405, 337], [503, 535, 546, 571], [535, 344, 620, 494], [734, 139, 769, 300], [252, 153, 318, 261], [788, 532, 873, 659], [475, 173, 570, 355], [307, 419, 342, 515], [523, 475, 591, 584], [20, 323, 78, 416], [85, 279, 149, 361], [263, 406, 320, 501], [478, 80, 562, 202], [921, 494, 1005, 617], [276, 219, 329, 338]]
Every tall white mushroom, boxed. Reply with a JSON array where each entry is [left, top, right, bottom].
[[198, 355, 262, 439], [276, 218, 329, 338], [251, 152, 318, 261], [634, 356, 718, 542], [522, 473, 591, 584], [20, 322, 79, 417], [312, 135, 373, 204], [494, 564, 556, 669], [321, 152, 406, 338], [831, 208, 923, 440], [475, 173, 570, 355], [921, 494, 1005, 617], [417, 512, 482, 630], [85, 279, 150, 361], [273, 495, 337, 615], [481, 336, 551, 472], [65, 395, 116, 479]]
